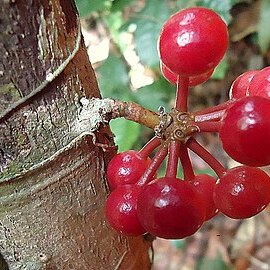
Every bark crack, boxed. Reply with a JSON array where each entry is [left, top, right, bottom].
[[0, 17, 81, 124]]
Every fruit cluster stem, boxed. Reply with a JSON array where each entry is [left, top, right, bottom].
[[139, 137, 161, 158], [179, 145, 195, 181], [194, 109, 226, 122], [163, 76, 191, 180], [194, 121, 222, 133], [166, 141, 181, 178], [175, 76, 190, 111], [112, 99, 159, 129], [187, 138, 226, 178], [194, 99, 233, 116], [137, 145, 168, 186]]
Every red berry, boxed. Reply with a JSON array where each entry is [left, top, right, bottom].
[[229, 70, 258, 100], [220, 96, 270, 167], [161, 62, 214, 87], [105, 185, 146, 236], [214, 166, 270, 219], [248, 67, 270, 98], [106, 150, 151, 190], [158, 7, 228, 76], [137, 177, 205, 239], [190, 174, 218, 220]]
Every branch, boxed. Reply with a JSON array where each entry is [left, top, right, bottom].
[[76, 97, 159, 133]]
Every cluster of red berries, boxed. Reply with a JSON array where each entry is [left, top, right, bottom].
[[105, 7, 270, 239]]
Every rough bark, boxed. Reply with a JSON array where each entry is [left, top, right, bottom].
[[0, 0, 152, 269]]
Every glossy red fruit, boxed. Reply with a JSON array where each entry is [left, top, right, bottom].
[[105, 185, 146, 236], [161, 62, 214, 87], [229, 70, 258, 100], [106, 150, 151, 190], [248, 66, 270, 98], [214, 166, 270, 219], [158, 7, 228, 76], [190, 174, 218, 220], [220, 96, 270, 167], [137, 177, 205, 239]]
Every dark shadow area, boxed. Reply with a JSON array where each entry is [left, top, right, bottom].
[[0, 252, 8, 270]]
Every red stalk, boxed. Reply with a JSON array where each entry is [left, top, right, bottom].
[[137, 145, 168, 186], [179, 145, 195, 181], [168, 76, 190, 179], [139, 136, 161, 158], [194, 109, 226, 122], [194, 99, 233, 116], [175, 76, 190, 111], [193, 121, 222, 133], [165, 141, 181, 178], [187, 138, 226, 178], [193, 100, 234, 122]]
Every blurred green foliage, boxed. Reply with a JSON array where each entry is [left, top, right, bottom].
[[75, 0, 270, 151], [122, 0, 171, 68], [197, 252, 233, 270], [258, 0, 270, 53]]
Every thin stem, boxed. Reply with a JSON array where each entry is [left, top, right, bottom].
[[139, 137, 161, 158], [165, 141, 181, 178], [194, 109, 226, 122], [137, 145, 168, 186], [187, 138, 226, 178], [111, 99, 159, 129], [82, 98, 160, 131], [175, 76, 190, 111], [179, 145, 195, 181], [194, 99, 233, 116], [193, 121, 222, 133]]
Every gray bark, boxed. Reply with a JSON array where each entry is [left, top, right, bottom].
[[0, 0, 152, 269]]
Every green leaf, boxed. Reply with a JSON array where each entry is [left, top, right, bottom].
[[97, 54, 133, 100], [195, 168, 217, 177], [125, 0, 172, 68], [258, 0, 270, 54], [75, 0, 112, 17], [110, 118, 141, 152], [135, 78, 176, 112], [97, 54, 141, 151], [176, 0, 198, 10], [196, 0, 233, 24], [105, 12, 127, 53], [111, 0, 135, 12], [211, 57, 229, 80]]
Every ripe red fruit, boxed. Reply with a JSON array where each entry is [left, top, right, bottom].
[[220, 96, 270, 167], [137, 177, 205, 239], [214, 166, 270, 219], [248, 67, 270, 98], [105, 185, 146, 236], [229, 70, 258, 100], [106, 150, 151, 190], [190, 174, 218, 220], [161, 62, 214, 87], [158, 7, 228, 76]]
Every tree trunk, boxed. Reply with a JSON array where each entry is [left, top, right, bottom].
[[0, 1, 152, 269]]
